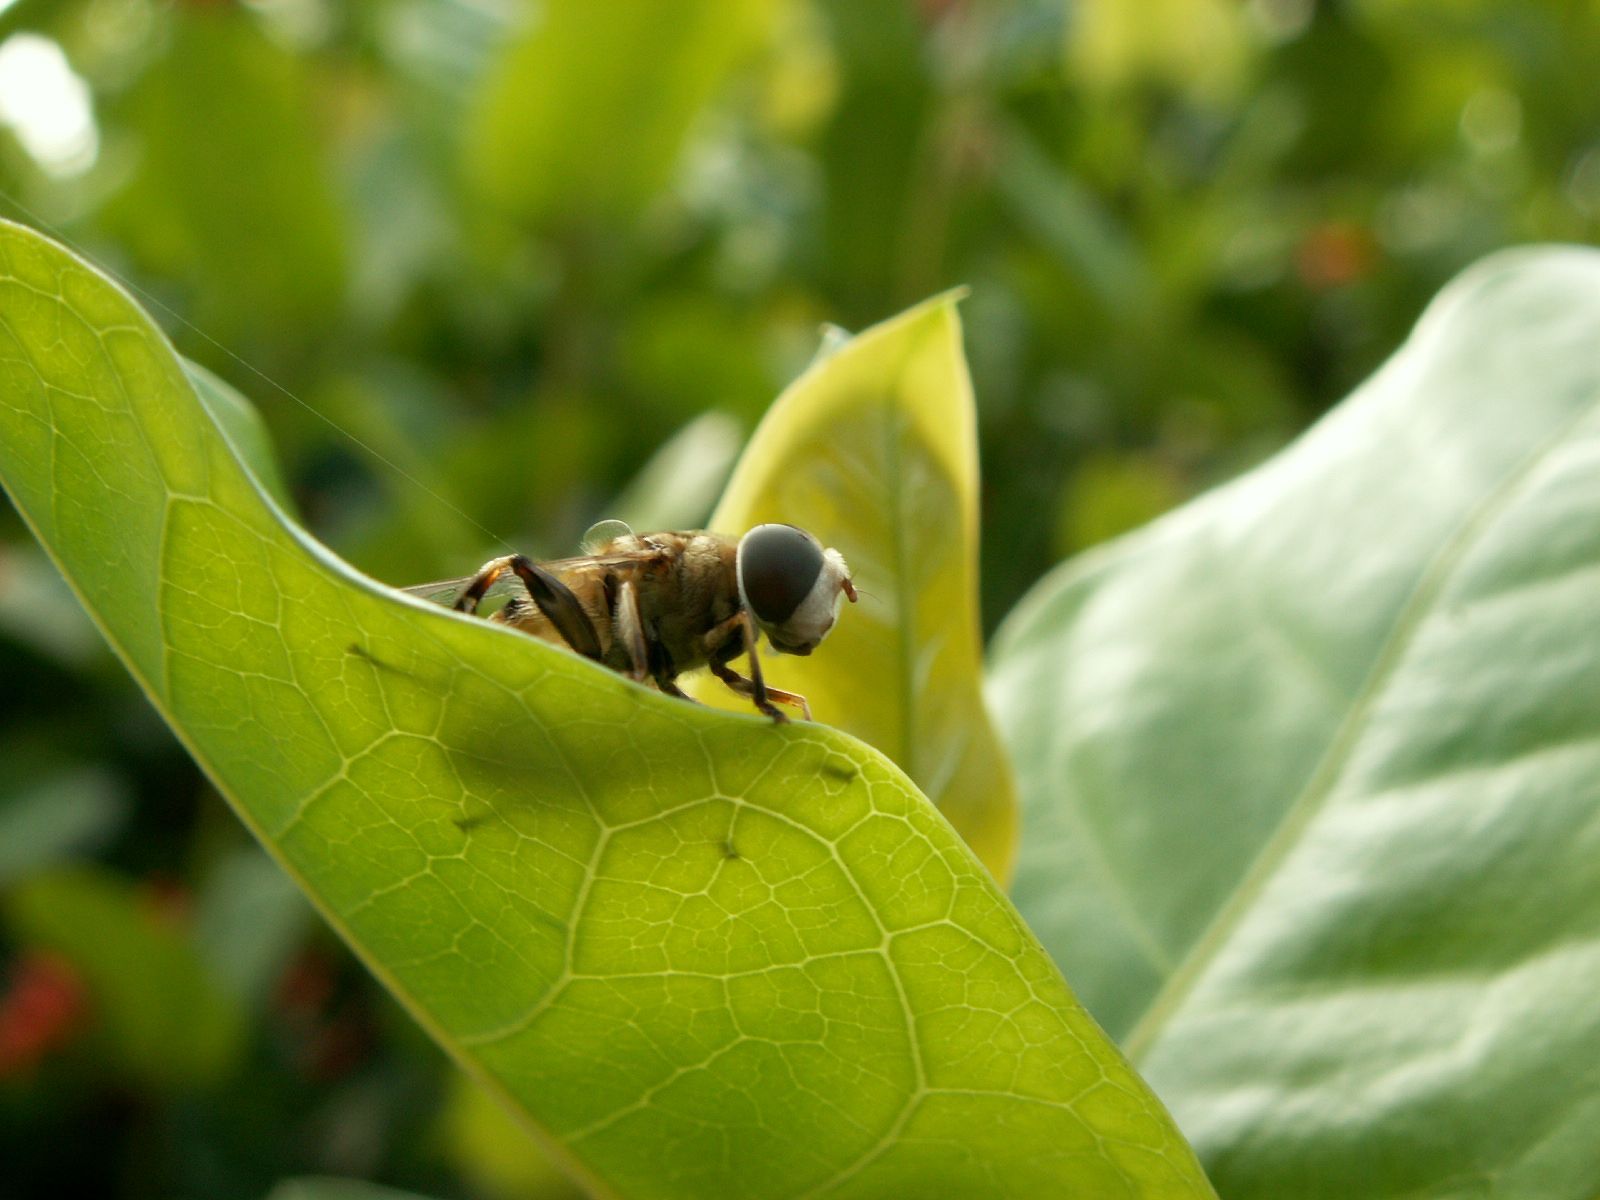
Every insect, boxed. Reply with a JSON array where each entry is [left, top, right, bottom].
[[405, 521, 857, 721]]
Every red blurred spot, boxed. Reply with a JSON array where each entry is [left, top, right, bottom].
[[273, 949, 372, 1081], [300, 1014, 374, 1082], [1295, 221, 1377, 290], [274, 947, 336, 1020], [0, 952, 91, 1078], [917, 0, 967, 25], [137, 875, 193, 927]]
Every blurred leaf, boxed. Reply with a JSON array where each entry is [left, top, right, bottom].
[[0, 223, 1212, 1198], [694, 294, 1019, 883], [344, 131, 458, 328], [4, 865, 245, 1086], [265, 1179, 439, 1200], [605, 411, 742, 534], [1069, 0, 1257, 102], [375, 0, 512, 121], [102, 3, 345, 332], [989, 247, 1600, 1197], [280, 366, 493, 583], [811, 0, 930, 315], [0, 541, 102, 664], [438, 1073, 585, 1200], [186, 360, 295, 514], [0, 767, 126, 887], [193, 846, 311, 1009], [755, 0, 839, 138], [1055, 452, 1185, 556], [618, 296, 779, 426], [993, 123, 1149, 318], [466, 0, 777, 223]]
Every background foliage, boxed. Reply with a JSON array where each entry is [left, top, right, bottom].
[[0, 0, 1597, 1197]]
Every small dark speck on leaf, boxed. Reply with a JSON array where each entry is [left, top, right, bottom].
[[347, 642, 393, 671], [721, 839, 741, 861], [348, 642, 413, 678], [454, 812, 493, 833], [820, 760, 857, 784]]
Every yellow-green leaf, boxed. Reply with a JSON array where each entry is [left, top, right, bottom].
[[694, 294, 1019, 882]]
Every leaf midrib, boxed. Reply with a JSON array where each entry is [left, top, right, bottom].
[[1123, 389, 1600, 1064]]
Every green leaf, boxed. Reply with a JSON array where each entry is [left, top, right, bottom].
[[0, 542, 104, 665], [264, 1180, 439, 1200], [102, 4, 346, 333], [193, 846, 312, 1009], [438, 1073, 587, 1200], [0, 221, 1211, 1199], [1068, 0, 1256, 102], [466, 0, 776, 223], [0, 766, 126, 887], [694, 295, 1019, 883], [605, 411, 743, 535], [4, 865, 245, 1086], [808, 2, 932, 311], [186, 359, 295, 514], [992, 123, 1148, 318], [989, 247, 1600, 1197]]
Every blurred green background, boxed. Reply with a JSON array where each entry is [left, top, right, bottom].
[[0, 1, 1596, 1197]]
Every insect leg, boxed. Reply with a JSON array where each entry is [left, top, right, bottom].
[[702, 611, 807, 719], [701, 610, 750, 659], [506, 557, 605, 661], [715, 613, 808, 722], [612, 579, 650, 681], [708, 658, 811, 722], [760, 684, 811, 722], [738, 613, 781, 722], [454, 556, 517, 615], [654, 676, 699, 703]]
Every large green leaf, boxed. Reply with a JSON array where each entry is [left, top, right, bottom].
[[989, 247, 1600, 1198], [693, 296, 1018, 883], [0, 221, 1211, 1199]]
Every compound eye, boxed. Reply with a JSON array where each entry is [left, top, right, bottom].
[[737, 524, 825, 627]]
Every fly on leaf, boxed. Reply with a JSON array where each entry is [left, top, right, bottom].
[[405, 522, 856, 722]]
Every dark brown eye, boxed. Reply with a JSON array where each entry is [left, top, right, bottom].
[[737, 524, 824, 626]]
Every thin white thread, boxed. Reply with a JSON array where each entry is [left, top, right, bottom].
[[0, 185, 518, 556]]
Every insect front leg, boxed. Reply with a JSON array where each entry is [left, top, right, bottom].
[[706, 613, 810, 723], [708, 658, 811, 722], [654, 675, 698, 703]]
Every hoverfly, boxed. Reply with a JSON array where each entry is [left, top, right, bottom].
[[405, 521, 857, 722]]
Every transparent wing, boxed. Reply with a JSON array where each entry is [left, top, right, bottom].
[[401, 572, 528, 609], [401, 541, 673, 609], [534, 547, 672, 574]]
